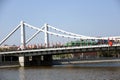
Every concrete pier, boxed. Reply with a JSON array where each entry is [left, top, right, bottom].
[[19, 55, 53, 67], [19, 56, 30, 67]]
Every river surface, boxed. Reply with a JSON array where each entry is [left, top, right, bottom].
[[0, 62, 120, 80]]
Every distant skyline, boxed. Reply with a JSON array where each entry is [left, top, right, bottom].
[[0, 0, 120, 45]]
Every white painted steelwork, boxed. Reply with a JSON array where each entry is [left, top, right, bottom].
[[0, 24, 21, 45], [26, 26, 44, 44], [48, 25, 97, 39], [20, 21, 26, 50], [44, 24, 49, 47], [0, 21, 120, 49]]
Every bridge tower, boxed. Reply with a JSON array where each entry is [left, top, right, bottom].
[[44, 23, 49, 47], [20, 21, 26, 50]]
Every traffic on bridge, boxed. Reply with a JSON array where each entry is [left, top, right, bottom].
[[0, 21, 120, 67]]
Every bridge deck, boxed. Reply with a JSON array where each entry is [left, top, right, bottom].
[[0, 44, 120, 56]]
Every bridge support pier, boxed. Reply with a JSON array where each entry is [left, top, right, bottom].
[[19, 56, 30, 67], [19, 55, 53, 67]]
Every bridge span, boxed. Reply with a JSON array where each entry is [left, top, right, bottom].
[[0, 44, 120, 66], [0, 21, 120, 67], [0, 44, 120, 56]]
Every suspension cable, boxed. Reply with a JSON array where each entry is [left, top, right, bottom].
[[48, 25, 98, 39]]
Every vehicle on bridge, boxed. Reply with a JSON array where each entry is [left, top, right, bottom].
[[64, 39, 114, 47], [0, 39, 117, 52]]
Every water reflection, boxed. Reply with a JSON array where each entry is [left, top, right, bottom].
[[19, 67, 25, 80], [0, 63, 120, 80]]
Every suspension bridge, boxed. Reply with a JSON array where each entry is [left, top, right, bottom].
[[0, 21, 120, 67]]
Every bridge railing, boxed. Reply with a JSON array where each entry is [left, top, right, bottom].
[[0, 42, 120, 52]]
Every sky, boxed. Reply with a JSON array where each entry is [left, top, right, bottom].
[[0, 0, 120, 45]]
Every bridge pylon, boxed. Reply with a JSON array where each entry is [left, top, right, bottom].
[[44, 23, 49, 47], [20, 21, 26, 50]]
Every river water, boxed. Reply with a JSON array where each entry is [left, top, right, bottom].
[[0, 62, 120, 80]]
